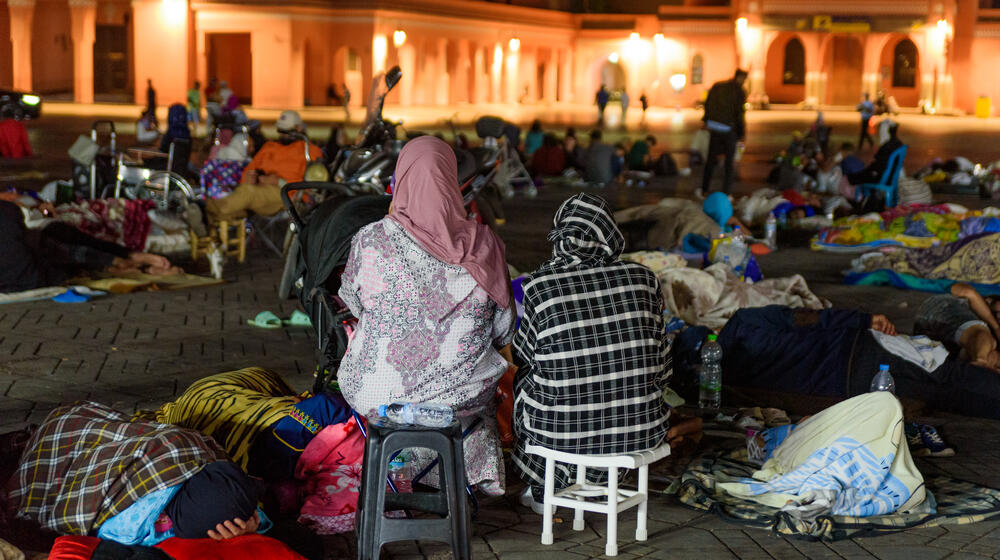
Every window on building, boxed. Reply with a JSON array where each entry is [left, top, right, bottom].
[[691, 53, 704, 85], [892, 39, 918, 88], [782, 38, 805, 85]]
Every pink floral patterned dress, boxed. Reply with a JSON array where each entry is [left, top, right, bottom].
[[338, 218, 513, 495]]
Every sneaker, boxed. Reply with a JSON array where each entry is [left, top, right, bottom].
[[906, 423, 955, 457], [518, 486, 545, 515]]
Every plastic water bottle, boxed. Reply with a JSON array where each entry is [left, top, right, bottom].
[[765, 212, 777, 250], [378, 402, 454, 428], [698, 334, 723, 411], [870, 364, 896, 394], [730, 225, 746, 246]]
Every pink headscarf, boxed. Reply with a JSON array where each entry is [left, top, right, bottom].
[[387, 136, 510, 308]]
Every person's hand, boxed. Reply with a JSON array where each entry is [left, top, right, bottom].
[[207, 512, 259, 541], [37, 202, 55, 216], [871, 314, 897, 336], [129, 252, 170, 269], [256, 173, 281, 187], [243, 169, 259, 184]]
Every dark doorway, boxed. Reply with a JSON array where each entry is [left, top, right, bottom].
[[892, 39, 918, 88], [207, 33, 252, 105], [94, 24, 130, 95], [827, 36, 863, 105]]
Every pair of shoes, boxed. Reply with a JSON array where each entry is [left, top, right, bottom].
[[518, 487, 545, 515], [905, 423, 956, 457]]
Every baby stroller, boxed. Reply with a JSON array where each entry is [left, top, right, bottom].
[[279, 182, 390, 394]]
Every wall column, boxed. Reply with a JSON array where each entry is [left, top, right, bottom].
[[435, 38, 449, 106], [8, 0, 35, 92], [69, 0, 97, 103], [131, 0, 189, 106], [453, 39, 470, 104], [558, 47, 573, 102]]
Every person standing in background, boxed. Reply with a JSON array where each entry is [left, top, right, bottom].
[[145, 79, 157, 117], [187, 80, 202, 135], [857, 92, 875, 150], [595, 85, 609, 125], [700, 69, 747, 195], [620, 90, 630, 127]]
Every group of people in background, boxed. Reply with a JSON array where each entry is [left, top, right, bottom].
[[595, 85, 650, 126]]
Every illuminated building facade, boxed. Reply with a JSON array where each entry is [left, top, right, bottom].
[[0, 0, 991, 114]]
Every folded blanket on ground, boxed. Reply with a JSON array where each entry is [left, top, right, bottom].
[[48, 199, 156, 252], [624, 251, 827, 329], [812, 204, 1000, 252]]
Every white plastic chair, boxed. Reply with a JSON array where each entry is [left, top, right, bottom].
[[525, 442, 671, 557]]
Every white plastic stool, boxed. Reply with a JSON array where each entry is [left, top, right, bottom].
[[525, 442, 671, 557]]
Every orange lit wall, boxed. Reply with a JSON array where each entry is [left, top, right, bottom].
[[0, 6, 12, 88], [30, 0, 73, 94], [132, 0, 189, 107]]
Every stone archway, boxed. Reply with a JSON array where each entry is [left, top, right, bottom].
[[878, 34, 921, 107], [764, 32, 807, 104]]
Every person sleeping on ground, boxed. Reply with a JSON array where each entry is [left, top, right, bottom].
[[6, 402, 266, 546], [710, 305, 1000, 419], [140, 367, 353, 482], [614, 192, 747, 253], [510, 193, 672, 511], [0, 200, 180, 293], [914, 283, 1000, 371], [337, 136, 515, 496], [723, 392, 925, 522]]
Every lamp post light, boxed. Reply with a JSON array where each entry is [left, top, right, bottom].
[[393, 29, 406, 48]]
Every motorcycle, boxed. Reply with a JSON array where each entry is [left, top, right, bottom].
[[327, 66, 403, 194]]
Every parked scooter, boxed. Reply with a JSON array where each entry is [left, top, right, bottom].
[[328, 66, 403, 194]]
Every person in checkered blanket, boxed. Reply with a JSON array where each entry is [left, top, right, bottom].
[[511, 193, 671, 506]]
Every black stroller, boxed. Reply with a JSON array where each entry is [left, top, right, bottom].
[[279, 182, 390, 394]]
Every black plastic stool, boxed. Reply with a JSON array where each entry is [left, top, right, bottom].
[[356, 419, 471, 560]]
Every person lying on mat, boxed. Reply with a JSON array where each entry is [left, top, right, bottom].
[[714, 305, 1000, 419], [510, 193, 671, 513], [914, 284, 1000, 371], [337, 136, 515, 497], [0, 200, 180, 293], [7, 402, 268, 545], [204, 110, 321, 222]]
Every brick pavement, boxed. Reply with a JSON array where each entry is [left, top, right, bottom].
[[4, 186, 1000, 559]]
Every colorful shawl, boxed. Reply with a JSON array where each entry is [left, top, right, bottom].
[[859, 232, 1000, 285], [7, 402, 226, 535]]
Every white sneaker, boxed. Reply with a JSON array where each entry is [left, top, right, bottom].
[[518, 487, 546, 514]]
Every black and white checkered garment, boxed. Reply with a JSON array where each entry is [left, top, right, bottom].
[[511, 193, 670, 490]]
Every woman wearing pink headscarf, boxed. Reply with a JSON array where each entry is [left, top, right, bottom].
[[337, 136, 514, 495]]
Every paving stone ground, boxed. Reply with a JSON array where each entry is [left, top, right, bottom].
[[5, 113, 1000, 558]]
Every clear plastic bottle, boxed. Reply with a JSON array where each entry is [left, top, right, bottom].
[[765, 212, 777, 250], [698, 334, 723, 410], [730, 225, 746, 246], [378, 402, 455, 428], [870, 364, 896, 394]]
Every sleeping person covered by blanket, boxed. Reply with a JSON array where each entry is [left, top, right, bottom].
[[6, 402, 266, 546], [723, 392, 925, 525], [0, 200, 180, 293]]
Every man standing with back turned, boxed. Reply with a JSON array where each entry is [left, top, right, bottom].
[[700, 69, 747, 195]]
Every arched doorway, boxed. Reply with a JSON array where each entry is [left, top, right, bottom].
[[823, 35, 863, 105], [879, 36, 920, 107], [599, 59, 626, 92], [764, 33, 806, 104]]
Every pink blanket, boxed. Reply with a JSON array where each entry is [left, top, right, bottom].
[[295, 417, 365, 534]]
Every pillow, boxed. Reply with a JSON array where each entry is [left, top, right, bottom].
[[155, 534, 305, 560]]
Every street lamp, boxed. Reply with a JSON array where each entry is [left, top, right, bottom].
[[509, 38, 520, 52], [608, 52, 619, 64], [393, 30, 406, 47]]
